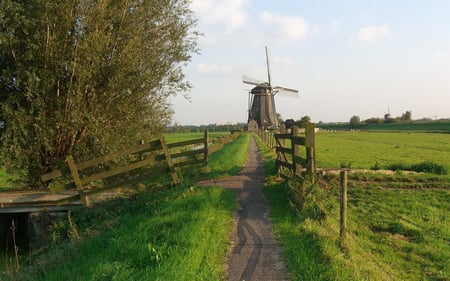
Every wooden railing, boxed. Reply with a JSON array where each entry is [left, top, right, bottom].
[[257, 124, 316, 179], [275, 123, 316, 179], [41, 130, 209, 207]]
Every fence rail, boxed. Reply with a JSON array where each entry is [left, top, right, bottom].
[[41, 130, 209, 207]]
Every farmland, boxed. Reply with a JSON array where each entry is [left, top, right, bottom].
[[315, 131, 450, 174]]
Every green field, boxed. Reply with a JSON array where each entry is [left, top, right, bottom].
[[317, 121, 450, 133], [315, 131, 450, 173]]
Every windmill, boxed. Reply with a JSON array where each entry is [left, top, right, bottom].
[[243, 47, 299, 131]]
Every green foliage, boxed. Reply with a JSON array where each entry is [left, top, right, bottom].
[[385, 161, 448, 175], [286, 176, 326, 221], [0, 0, 199, 187], [349, 115, 361, 127]]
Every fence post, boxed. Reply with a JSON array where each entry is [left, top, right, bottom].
[[159, 135, 180, 185], [305, 123, 316, 177], [203, 129, 209, 165], [66, 155, 90, 207], [340, 170, 348, 247], [292, 126, 301, 177]]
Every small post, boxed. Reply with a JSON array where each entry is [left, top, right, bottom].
[[66, 155, 90, 207], [203, 129, 209, 165], [340, 170, 348, 247], [292, 126, 301, 177], [305, 123, 316, 177]]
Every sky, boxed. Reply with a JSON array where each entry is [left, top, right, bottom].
[[170, 0, 450, 125]]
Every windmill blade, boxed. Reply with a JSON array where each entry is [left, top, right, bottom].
[[265, 46, 272, 86], [242, 75, 266, 86], [273, 86, 299, 97]]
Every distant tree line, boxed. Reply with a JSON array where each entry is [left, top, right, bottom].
[[350, 111, 413, 127]]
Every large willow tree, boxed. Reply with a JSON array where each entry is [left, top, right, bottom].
[[0, 0, 198, 187]]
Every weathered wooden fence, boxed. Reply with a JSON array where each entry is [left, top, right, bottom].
[[41, 130, 209, 207], [257, 123, 316, 179]]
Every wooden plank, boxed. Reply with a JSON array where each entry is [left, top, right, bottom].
[[276, 146, 293, 154], [204, 129, 209, 164], [84, 167, 170, 196], [171, 148, 205, 159], [276, 159, 294, 170], [66, 155, 89, 207], [340, 170, 348, 246], [305, 123, 315, 147], [292, 154, 307, 166], [291, 136, 306, 146], [274, 133, 291, 140], [279, 172, 292, 181], [80, 158, 157, 185], [160, 135, 180, 185], [41, 169, 63, 182], [167, 138, 203, 148], [76, 140, 162, 170]]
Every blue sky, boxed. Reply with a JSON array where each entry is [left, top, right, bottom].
[[170, 0, 450, 125]]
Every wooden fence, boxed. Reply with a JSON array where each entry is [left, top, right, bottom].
[[258, 123, 316, 179], [41, 130, 209, 207]]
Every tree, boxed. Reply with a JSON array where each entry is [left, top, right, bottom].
[[401, 111, 412, 121], [349, 115, 361, 128], [295, 116, 311, 128], [0, 0, 198, 187]]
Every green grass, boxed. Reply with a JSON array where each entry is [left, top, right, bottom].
[[255, 134, 450, 280], [315, 131, 450, 173], [1, 134, 252, 281], [317, 121, 450, 133], [5, 186, 236, 281], [165, 131, 231, 143]]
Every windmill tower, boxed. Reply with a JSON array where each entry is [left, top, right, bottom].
[[243, 47, 299, 131]]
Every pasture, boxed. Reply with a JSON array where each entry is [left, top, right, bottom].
[[315, 131, 450, 173]]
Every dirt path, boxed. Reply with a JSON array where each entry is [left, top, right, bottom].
[[198, 135, 288, 281]]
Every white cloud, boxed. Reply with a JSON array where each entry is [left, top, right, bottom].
[[191, 0, 248, 31], [349, 23, 390, 43], [196, 63, 233, 75], [260, 11, 308, 42]]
